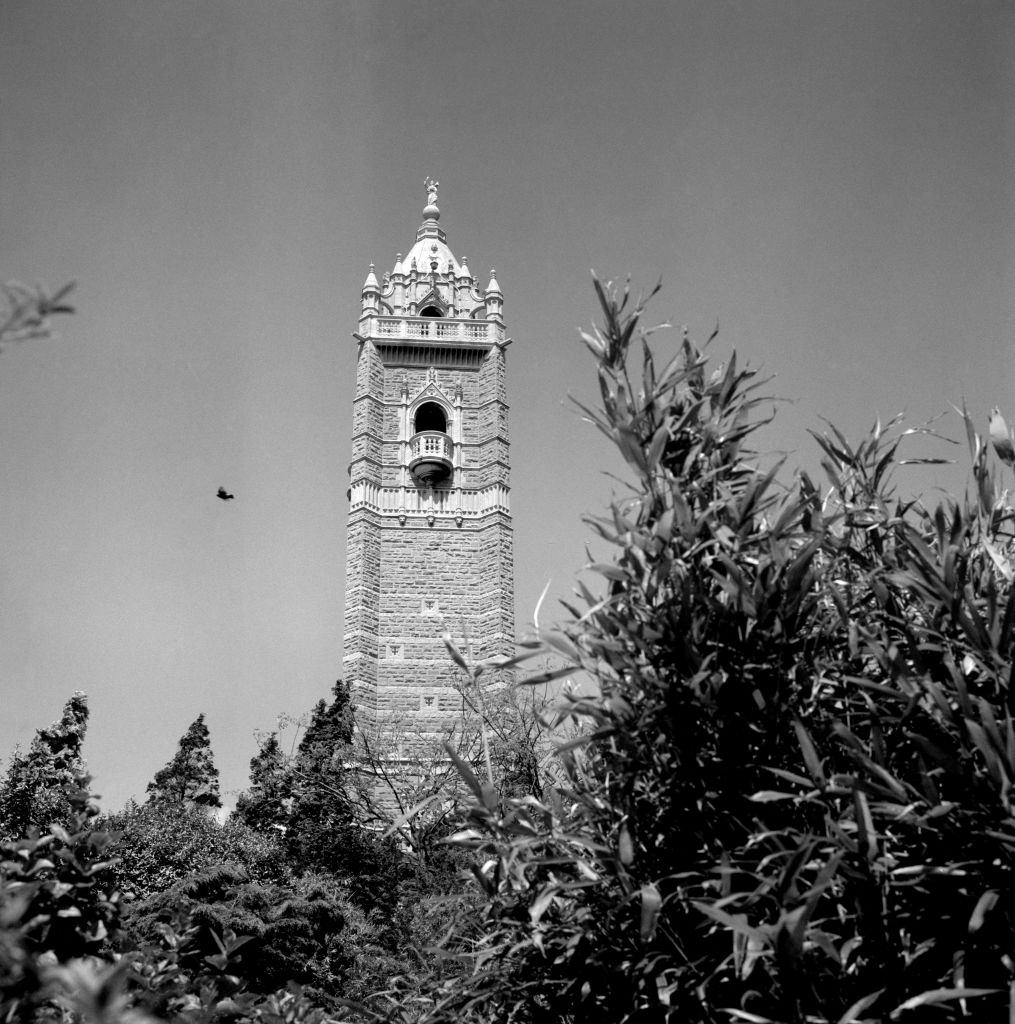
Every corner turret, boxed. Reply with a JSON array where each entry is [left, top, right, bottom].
[[361, 263, 380, 314], [484, 269, 503, 321]]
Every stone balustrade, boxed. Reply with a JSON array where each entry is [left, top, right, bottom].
[[410, 430, 452, 461], [348, 479, 511, 518], [408, 431, 453, 483], [366, 316, 505, 344]]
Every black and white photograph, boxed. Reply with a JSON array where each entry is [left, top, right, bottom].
[[2, 2, 1014, 1021]]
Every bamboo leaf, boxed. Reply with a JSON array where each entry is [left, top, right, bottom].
[[640, 882, 662, 941], [837, 990, 885, 1023], [889, 987, 996, 1017], [794, 718, 826, 786], [380, 793, 440, 840], [968, 890, 998, 933], [444, 741, 484, 800]]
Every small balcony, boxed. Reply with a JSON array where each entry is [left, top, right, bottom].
[[409, 431, 453, 483]]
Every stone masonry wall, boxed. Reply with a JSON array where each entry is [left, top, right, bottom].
[[344, 326, 514, 730]]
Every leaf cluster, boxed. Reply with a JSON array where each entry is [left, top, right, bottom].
[[0, 280, 74, 351], [0, 778, 120, 1022]]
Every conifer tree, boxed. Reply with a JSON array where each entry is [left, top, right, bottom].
[[146, 713, 221, 809], [233, 732, 291, 833], [282, 681, 402, 908], [286, 681, 356, 858], [0, 691, 90, 839]]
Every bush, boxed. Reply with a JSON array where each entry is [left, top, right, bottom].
[[0, 779, 121, 1022], [413, 278, 1015, 1023], [104, 801, 285, 902]]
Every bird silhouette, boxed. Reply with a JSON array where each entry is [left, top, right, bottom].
[[989, 408, 1015, 467], [217, 487, 235, 501]]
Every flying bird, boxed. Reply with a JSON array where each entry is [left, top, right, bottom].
[[989, 407, 1015, 467], [217, 487, 235, 501]]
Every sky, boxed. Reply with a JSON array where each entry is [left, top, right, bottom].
[[1, 0, 1013, 811]]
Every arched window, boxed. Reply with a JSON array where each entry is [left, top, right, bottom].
[[420, 305, 442, 318], [414, 401, 447, 433]]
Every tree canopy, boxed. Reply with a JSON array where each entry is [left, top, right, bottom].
[[0, 691, 90, 840], [146, 713, 221, 810]]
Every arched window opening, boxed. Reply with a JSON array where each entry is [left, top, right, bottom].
[[414, 402, 447, 434], [420, 305, 443, 318]]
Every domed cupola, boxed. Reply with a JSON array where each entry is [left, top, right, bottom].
[[362, 178, 506, 325]]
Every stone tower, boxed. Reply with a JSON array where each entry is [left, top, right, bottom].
[[343, 180, 514, 727]]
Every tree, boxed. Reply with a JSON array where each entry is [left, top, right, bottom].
[[0, 691, 90, 840], [405, 278, 1015, 1023], [282, 682, 406, 912], [233, 732, 291, 835], [146, 713, 221, 810]]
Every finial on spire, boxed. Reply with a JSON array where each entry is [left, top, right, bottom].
[[423, 176, 440, 221]]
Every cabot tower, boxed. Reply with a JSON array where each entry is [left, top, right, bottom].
[[343, 180, 514, 725]]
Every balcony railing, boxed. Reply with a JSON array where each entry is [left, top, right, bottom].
[[408, 431, 453, 483], [366, 316, 504, 344], [348, 480, 511, 518]]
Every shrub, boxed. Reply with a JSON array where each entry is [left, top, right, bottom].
[[415, 278, 1015, 1023], [104, 801, 285, 903], [0, 779, 121, 1022]]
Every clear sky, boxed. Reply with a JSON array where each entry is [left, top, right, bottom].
[[2, 1, 1013, 811]]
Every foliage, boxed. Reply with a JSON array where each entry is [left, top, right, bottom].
[[104, 801, 285, 903], [0, 703, 372, 1023], [123, 864, 356, 1002], [407, 277, 1015, 1023], [0, 691, 90, 841], [72, 911, 347, 1024], [0, 280, 74, 352], [0, 777, 121, 1022], [147, 713, 222, 810], [233, 733, 291, 835], [235, 682, 407, 918], [0, 788, 359, 1024]]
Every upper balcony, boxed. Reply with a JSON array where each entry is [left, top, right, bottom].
[[361, 315, 506, 347], [409, 431, 453, 484]]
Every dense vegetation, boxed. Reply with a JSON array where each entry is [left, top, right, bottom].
[[4, 278, 1015, 1021]]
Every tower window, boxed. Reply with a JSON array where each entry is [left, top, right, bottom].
[[414, 402, 447, 433], [420, 305, 442, 317]]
